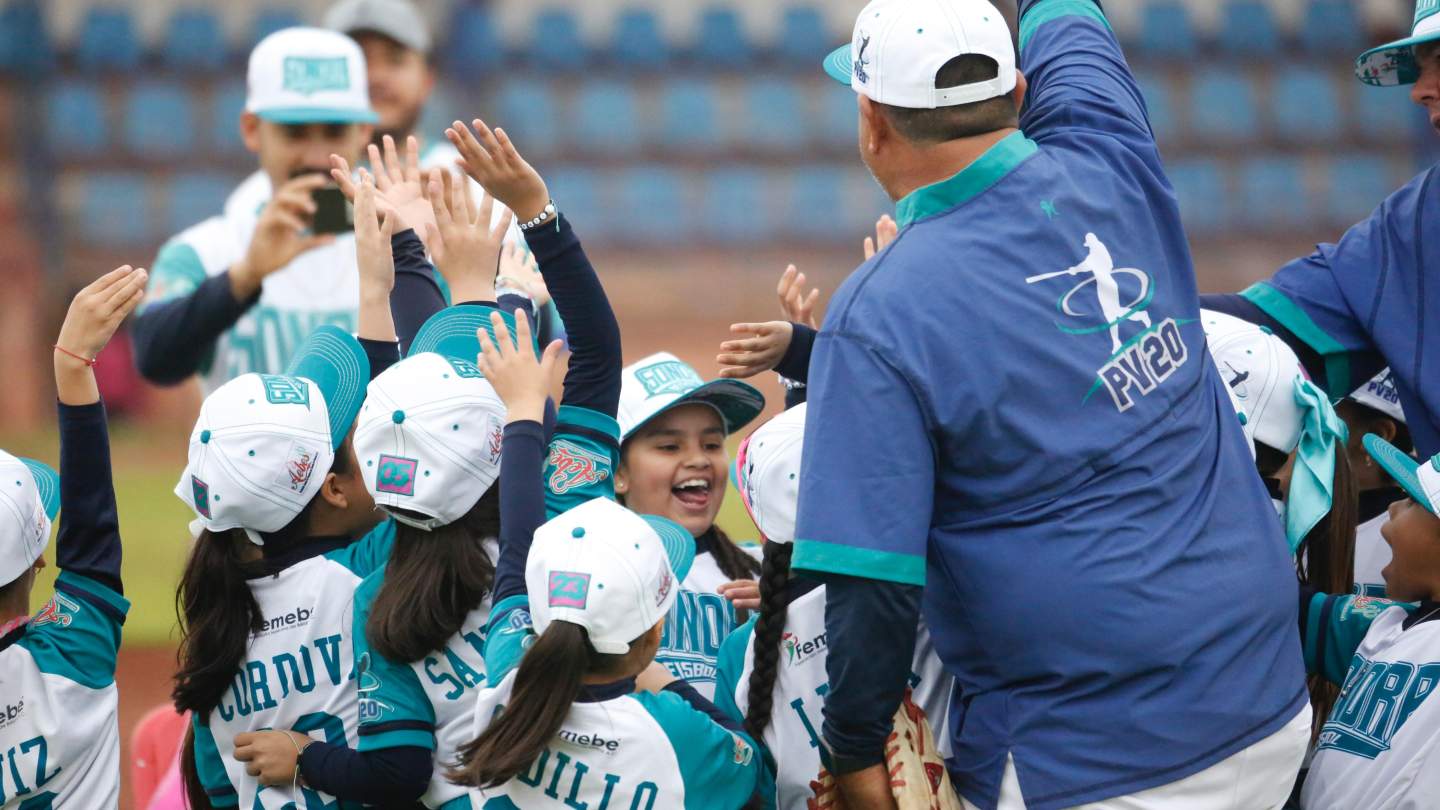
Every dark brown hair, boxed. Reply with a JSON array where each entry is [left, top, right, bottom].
[[744, 542, 794, 741], [368, 488, 500, 662], [875, 54, 1019, 144], [708, 525, 762, 581]]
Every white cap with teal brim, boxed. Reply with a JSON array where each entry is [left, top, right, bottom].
[[1357, 0, 1440, 86], [0, 451, 59, 585], [1365, 434, 1439, 516], [618, 352, 765, 441], [247, 27, 379, 124], [1348, 369, 1407, 425]]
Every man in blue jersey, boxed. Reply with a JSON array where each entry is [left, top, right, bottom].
[[793, 1, 1310, 808]]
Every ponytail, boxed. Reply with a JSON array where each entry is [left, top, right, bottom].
[[744, 542, 794, 742], [172, 528, 264, 717], [709, 525, 762, 581], [1296, 448, 1357, 596]]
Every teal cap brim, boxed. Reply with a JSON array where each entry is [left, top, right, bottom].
[[1364, 433, 1436, 515], [823, 44, 853, 85], [624, 378, 767, 442], [641, 514, 695, 583], [257, 107, 380, 124], [286, 325, 371, 450], [20, 458, 59, 521], [1355, 30, 1440, 86], [408, 305, 539, 366]]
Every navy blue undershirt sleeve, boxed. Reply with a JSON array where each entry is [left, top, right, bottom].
[[525, 215, 621, 415], [132, 271, 257, 384], [389, 228, 445, 356], [359, 338, 401, 380], [819, 575, 922, 774], [55, 401, 123, 593], [663, 680, 745, 733], [775, 323, 816, 384], [493, 419, 548, 603], [298, 741, 430, 802]]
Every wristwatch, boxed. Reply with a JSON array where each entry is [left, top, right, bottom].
[[518, 200, 558, 232]]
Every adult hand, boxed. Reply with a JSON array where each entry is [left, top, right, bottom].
[[717, 580, 761, 611], [231, 174, 333, 300], [717, 321, 794, 379], [777, 264, 821, 329], [476, 310, 563, 425], [354, 175, 397, 342], [232, 730, 312, 786], [836, 765, 900, 810], [55, 265, 149, 405], [426, 169, 513, 304], [446, 118, 551, 225], [863, 214, 899, 260], [496, 243, 551, 307]]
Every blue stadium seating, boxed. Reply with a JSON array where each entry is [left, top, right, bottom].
[[611, 9, 668, 70], [1353, 85, 1417, 139], [0, 1, 53, 75], [653, 78, 720, 150], [1301, 1, 1364, 54], [166, 172, 233, 234], [1136, 3, 1197, 60], [614, 166, 686, 244], [162, 9, 226, 73], [787, 167, 851, 239], [546, 167, 603, 233], [252, 9, 304, 47], [693, 8, 753, 67], [75, 8, 141, 73], [1166, 158, 1227, 233], [446, 7, 504, 73], [1326, 153, 1392, 225], [777, 7, 833, 67], [125, 82, 195, 158], [495, 79, 559, 155], [704, 167, 771, 241], [1190, 71, 1260, 142], [83, 172, 151, 244], [211, 81, 248, 155], [1272, 66, 1341, 142], [575, 80, 639, 155], [46, 82, 107, 156], [1135, 74, 1176, 143], [817, 85, 858, 149], [531, 9, 587, 72], [1219, 2, 1280, 57], [1239, 156, 1308, 229], [745, 79, 807, 151]]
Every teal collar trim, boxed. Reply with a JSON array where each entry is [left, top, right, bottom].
[[894, 131, 1038, 227]]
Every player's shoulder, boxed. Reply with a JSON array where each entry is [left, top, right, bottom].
[[158, 215, 237, 276]]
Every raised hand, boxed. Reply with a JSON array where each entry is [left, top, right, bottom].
[[716, 321, 794, 380], [55, 265, 149, 405], [330, 134, 436, 244], [426, 169, 513, 304], [777, 264, 821, 329], [863, 214, 898, 260], [475, 310, 564, 425], [231, 174, 334, 300], [495, 243, 550, 307], [353, 175, 397, 342], [445, 118, 551, 225]]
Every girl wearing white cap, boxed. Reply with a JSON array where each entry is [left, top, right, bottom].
[[1337, 370, 1412, 598], [0, 265, 144, 808]]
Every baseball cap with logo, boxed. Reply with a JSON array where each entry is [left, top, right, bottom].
[[325, 0, 431, 54], [734, 404, 806, 546], [1201, 309, 1310, 454], [408, 305, 535, 367], [0, 451, 59, 586], [1366, 435, 1440, 517], [247, 27, 379, 124], [175, 326, 370, 544], [822, 0, 1017, 109], [619, 352, 764, 441], [1348, 369, 1407, 425], [526, 497, 695, 654], [1357, 0, 1440, 86]]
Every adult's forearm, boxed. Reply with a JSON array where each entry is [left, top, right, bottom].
[[132, 272, 254, 384]]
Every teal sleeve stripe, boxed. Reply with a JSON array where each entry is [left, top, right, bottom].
[[1240, 282, 1353, 397], [1302, 590, 1326, 677], [57, 571, 130, 617], [435, 797, 474, 810], [556, 405, 621, 441], [357, 728, 436, 752], [193, 714, 238, 804], [791, 540, 927, 587], [1019, 0, 1111, 52]]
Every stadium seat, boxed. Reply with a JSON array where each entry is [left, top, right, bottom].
[[530, 9, 587, 72], [653, 78, 720, 151], [1272, 66, 1341, 143], [1219, 1, 1280, 58], [776, 7, 832, 67], [46, 82, 108, 156], [1353, 85, 1416, 140], [1239, 156, 1308, 230], [546, 167, 603, 234], [614, 166, 687, 244], [1301, 1, 1364, 54], [1135, 3, 1196, 60], [703, 167, 772, 241], [495, 78, 560, 156], [1326, 153, 1392, 225], [574, 80, 639, 155], [1189, 70, 1260, 142], [446, 7, 503, 73], [162, 9, 226, 73], [166, 172, 233, 234], [82, 172, 151, 245], [0, 1, 53, 75], [125, 83, 196, 158], [787, 167, 852, 240], [211, 80, 248, 155], [1165, 158, 1227, 234], [75, 8, 141, 73], [745, 79, 807, 151], [252, 9, 304, 46], [693, 8, 753, 68], [611, 9, 668, 70], [817, 85, 859, 149], [1134, 73, 1177, 144]]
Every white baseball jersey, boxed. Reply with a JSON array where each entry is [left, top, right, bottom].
[[353, 539, 498, 809], [0, 573, 128, 808], [654, 543, 762, 701], [713, 584, 953, 810], [1353, 513, 1392, 598], [1303, 605, 1440, 809], [192, 522, 394, 809]]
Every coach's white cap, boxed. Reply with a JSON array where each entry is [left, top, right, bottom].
[[734, 404, 806, 545], [354, 353, 507, 531], [1348, 369, 1407, 425], [619, 352, 764, 441], [325, 0, 431, 54], [526, 498, 695, 654], [247, 27, 378, 124], [1202, 310, 1309, 454], [176, 326, 370, 544], [822, 0, 1016, 109], [1366, 435, 1440, 516], [0, 451, 59, 586], [1357, 0, 1440, 86]]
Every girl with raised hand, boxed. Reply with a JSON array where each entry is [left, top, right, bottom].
[[0, 265, 144, 808]]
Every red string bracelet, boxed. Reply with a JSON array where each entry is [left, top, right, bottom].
[[53, 344, 96, 366]]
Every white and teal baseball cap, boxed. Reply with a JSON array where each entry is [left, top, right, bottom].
[[1366, 434, 1440, 516], [246, 27, 379, 124], [1202, 309, 1309, 454], [526, 497, 695, 654], [354, 352, 507, 531], [408, 305, 534, 365], [176, 326, 370, 544], [734, 403, 806, 546], [822, 0, 1016, 108], [0, 451, 59, 586], [1357, 0, 1440, 86], [1349, 369, 1407, 424], [619, 352, 765, 441]]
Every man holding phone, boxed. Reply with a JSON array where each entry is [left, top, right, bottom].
[[132, 27, 376, 391]]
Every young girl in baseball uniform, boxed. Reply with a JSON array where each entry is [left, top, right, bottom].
[[1337, 370, 1411, 598], [0, 265, 145, 808]]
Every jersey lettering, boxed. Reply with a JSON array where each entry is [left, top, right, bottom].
[[1317, 655, 1440, 759], [424, 646, 485, 701], [503, 746, 659, 810], [657, 591, 734, 688], [0, 736, 60, 802], [217, 634, 347, 721]]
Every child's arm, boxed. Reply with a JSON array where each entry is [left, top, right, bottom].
[[1299, 586, 1414, 686], [350, 175, 402, 379]]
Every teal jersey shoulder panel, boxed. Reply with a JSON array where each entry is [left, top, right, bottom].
[[352, 572, 438, 752], [17, 572, 130, 689], [637, 690, 762, 810], [325, 518, 397, 578]]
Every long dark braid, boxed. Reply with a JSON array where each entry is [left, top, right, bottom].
[[744, 542, 794, 742], [710, 525, 762, 580]]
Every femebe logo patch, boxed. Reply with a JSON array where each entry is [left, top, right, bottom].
[[782, 630, 827, 667], [557, 728, 620, 753], [259, 605, 313, 635], [0, 699, 24, 729]]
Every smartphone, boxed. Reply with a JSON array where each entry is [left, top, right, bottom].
[[311, 186, 353, 234]]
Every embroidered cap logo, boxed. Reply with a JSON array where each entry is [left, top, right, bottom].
[[376, 455, 418, 496], [260, 375, 311, 408], [282, 56, 351, 96], [635, 361, 702, 398], [854, 33, 871, 84], [548, 571, 592, 609]]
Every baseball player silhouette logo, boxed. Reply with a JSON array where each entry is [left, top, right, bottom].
[[1027, 233, 1153, 352]]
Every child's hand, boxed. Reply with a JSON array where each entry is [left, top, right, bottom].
[[354, 175, 397, 341], [863, 214, 898, 260], [717, 321, 794, 380], [495, 243, 551, 307], [232, 730, 311, 786], [777, 264, 821, 329], [331, 135, 436, 245], [425, 169, 513, 303], [476, 310, 564, 424], [55, 265, 149, 405], [717, 579, 761, 611], [446, 118, 551, 227]]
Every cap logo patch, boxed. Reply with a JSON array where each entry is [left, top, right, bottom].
[[192, 476, 212, 518], [548, 571, 591, 609], [486, 416, 504, 467], [277, 442, 319, 494], [376, 455, 418, 496], [655, 561, 674, 607], [283, 56, 351, 96], [635, 361, 702, 398], [32, 593, 79, 628], [546, 440, 611, 495], [854, 33, 871, 84], [260, 375, 311, 409], [445, 356, 483, 379], [1223, 362, 1251, 399], [732, 735, 754, 765]]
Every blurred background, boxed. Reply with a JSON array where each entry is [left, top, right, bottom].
[[0, 0, 1436, 805]]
